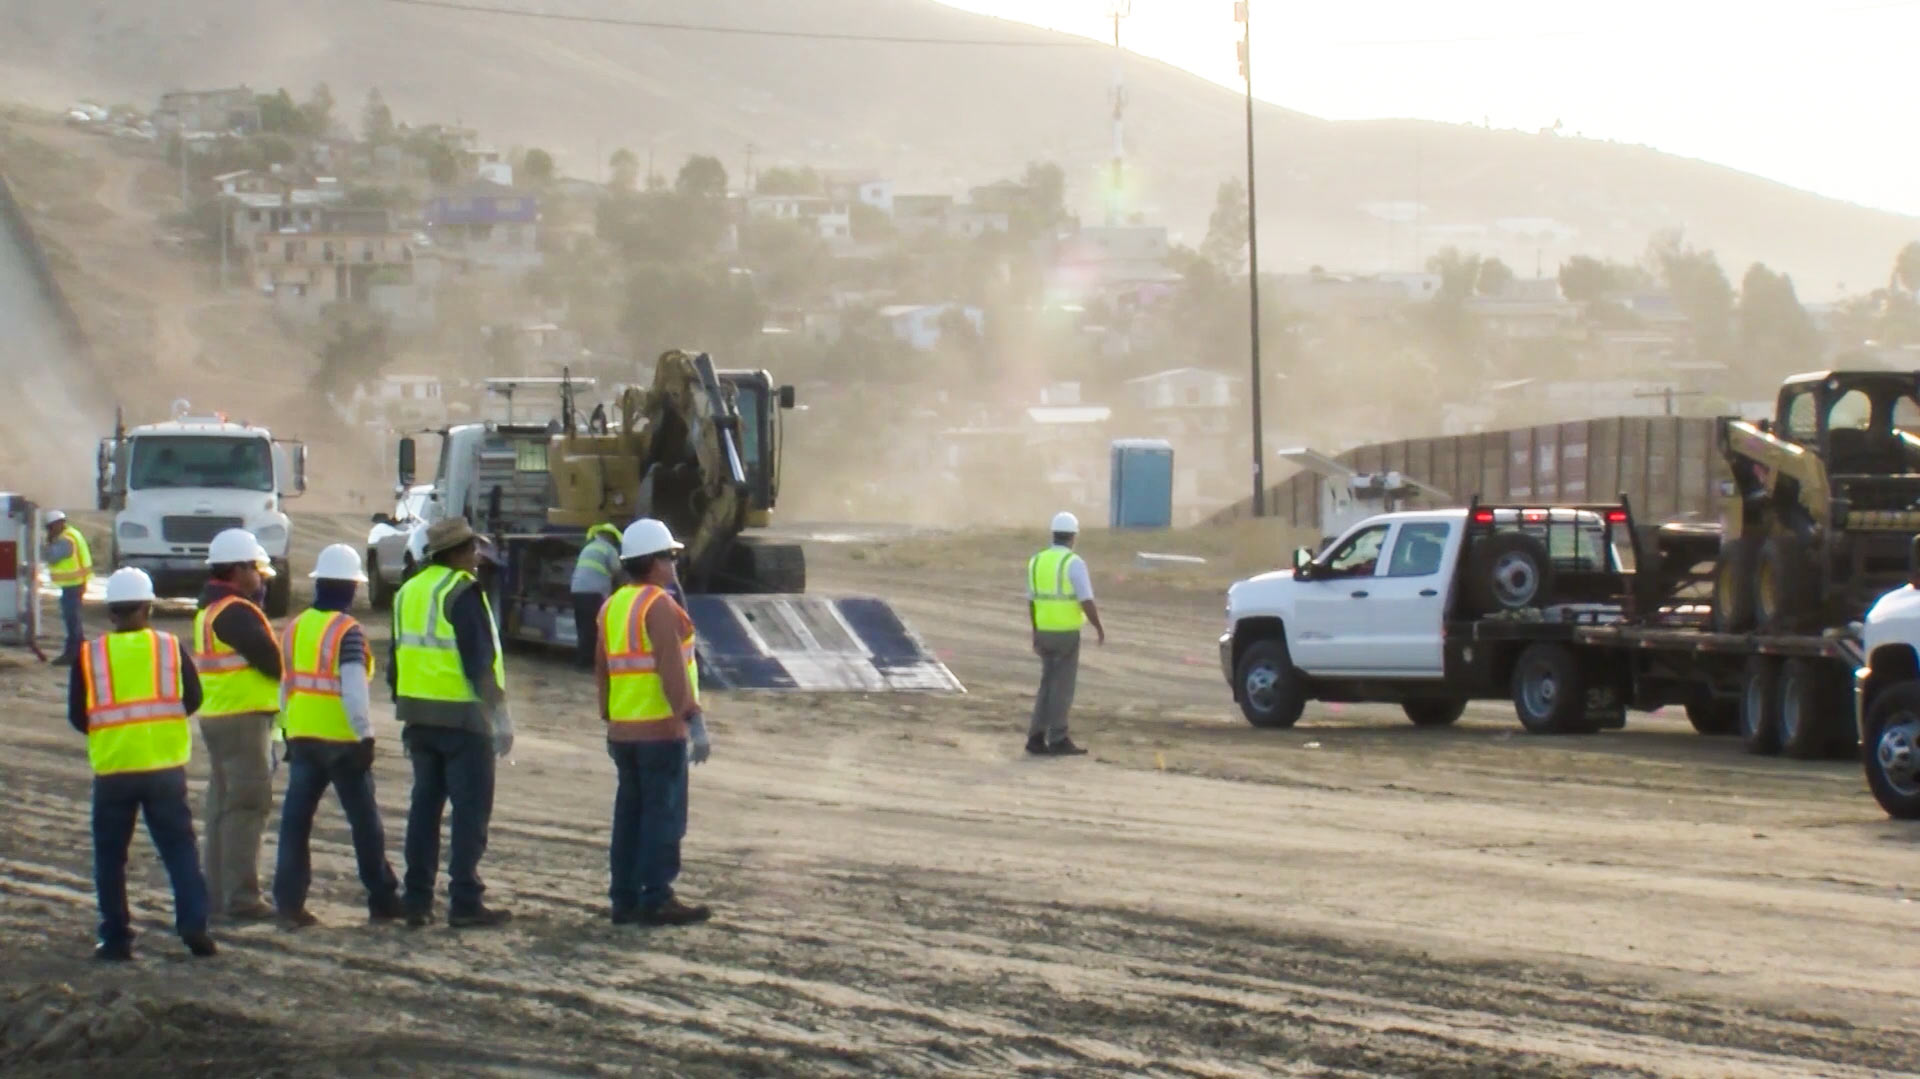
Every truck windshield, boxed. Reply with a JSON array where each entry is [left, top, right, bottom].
[[128, 436, 273, 492]]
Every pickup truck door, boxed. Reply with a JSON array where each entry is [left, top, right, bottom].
[[1291, 523, 1390, 674], [1366, 520, 1456, 676]]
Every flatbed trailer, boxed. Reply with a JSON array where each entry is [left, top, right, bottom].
[[1434, 499, 1865, 756]]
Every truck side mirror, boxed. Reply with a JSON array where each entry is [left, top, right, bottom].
[[1291, 547, 1314, 578], [778, 384, 796, 410], [293, 444, 308, 494], [397, 437, 417, 486]]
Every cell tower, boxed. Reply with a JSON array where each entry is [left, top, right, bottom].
[[1105, 0, 1131, 227]]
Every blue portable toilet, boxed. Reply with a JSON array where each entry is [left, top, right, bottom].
[[1109, 439, 1174, 530]]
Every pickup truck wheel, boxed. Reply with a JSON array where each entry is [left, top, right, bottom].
[[1236, 639, 1306, 729], [1470, 533, 1553, 614], [1863, 683, 1920, 819], [1510, 643, 1594, 734], [367, 552, 392, 610], [1684, 694, 1740, 735], [1403, 699, 1466, 727], [1739, 656, 1782, 755], [1776, 658, 1835, 760]]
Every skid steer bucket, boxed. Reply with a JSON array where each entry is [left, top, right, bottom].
[[686, 594, 963, 692]]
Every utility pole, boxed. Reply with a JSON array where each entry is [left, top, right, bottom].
[[744, 142, 757, 195], [1236, 1, 1266, 517], [218, 195, 228, 291], [1104, 1, 1131, 227]]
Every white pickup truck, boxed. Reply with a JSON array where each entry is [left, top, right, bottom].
[[1220, 504, 1637, 734], [1856, 583, 1920, 818]]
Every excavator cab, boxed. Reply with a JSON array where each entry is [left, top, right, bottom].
[[716, 369, 796, 523], [1769, 371, 1920, 476]]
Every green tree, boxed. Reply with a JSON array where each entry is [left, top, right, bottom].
[[424, 142, 458, 186], [849, 201, 894, 244], [256, 89, 305, 135], [522, 147, 555, 185], [1558, 254, 1648, 303], [1201, 177, 1248, 274], [362, 88, 395, 146], [1022, 160, 1066, 225], [609, 148, 640, 192], [755, 166, 821, 196], [1895, 241, 1920, 294], [1648, 231, 1734, 363], [313, 305, 391, 395], [300, 83, 336, 138], [1738, 262, 1820, 374], [1475, 257, 1515, 297], [675, 154, 729, 200]]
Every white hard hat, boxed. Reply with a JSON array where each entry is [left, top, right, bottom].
[[310, 543, 368, 582], [1051, 511, 1080, 534], [103, 567, 157, 604], [620, 517, 684, 559], [43, 510, 66, 525], [206, 528, 273, 576]]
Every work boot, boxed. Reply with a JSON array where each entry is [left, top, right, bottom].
[[182, 932, 219, 958], [403, 905, 433, 930], [224, 900, 275, 924], [448, 906, 513, 929], [1046, 738, 1089, 757], [49, 651, 76, 668], [277, 908, 319, 931], [369, 895, 407, 924], [94, 940, 134, 962], [1025, 734, 1047, 755], [638, 898, 711, 927]]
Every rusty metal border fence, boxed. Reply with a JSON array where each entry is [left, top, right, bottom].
[[1208, 417, 1727, 531]]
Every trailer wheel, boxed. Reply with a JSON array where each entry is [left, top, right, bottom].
[[1863, 682, 1920, 819], [1236, 638, 1306, 729], [1510, 643, 1594, 735], [1469, 532, 1553, 614], [1776, 658, 1839, 760], [1712, 535, 1758, 633], [1403, 699, 1467, 727], [1756, 533, 1817, 631], [1738, 656, 1782, 755], [1683, 694, 1740, 735]]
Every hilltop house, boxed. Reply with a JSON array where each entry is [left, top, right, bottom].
[[423, 181, 541, 274]]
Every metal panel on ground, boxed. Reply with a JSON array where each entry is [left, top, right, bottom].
[[686, 594, 964, 693]]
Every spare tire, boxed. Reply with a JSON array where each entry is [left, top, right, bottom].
[[1468, 532, 1553, 614]]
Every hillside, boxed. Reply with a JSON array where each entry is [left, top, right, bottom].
[[1, 0, 1913, 297]]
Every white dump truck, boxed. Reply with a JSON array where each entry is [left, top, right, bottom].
[[95, 402, 307, 615]]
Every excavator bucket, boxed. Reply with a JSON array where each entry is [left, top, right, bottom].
[[686, 594, 964, 692]]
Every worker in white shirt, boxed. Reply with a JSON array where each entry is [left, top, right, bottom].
[[1026, 511, 1104, 756]]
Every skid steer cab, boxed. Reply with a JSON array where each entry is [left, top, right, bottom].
[[1715, 368, 1920, 633]]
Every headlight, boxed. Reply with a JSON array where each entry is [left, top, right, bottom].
[[254, 523, 288, 545], [118, 522, 149, 539]]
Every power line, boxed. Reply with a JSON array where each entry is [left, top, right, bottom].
[[381, 0, 1095, 46]]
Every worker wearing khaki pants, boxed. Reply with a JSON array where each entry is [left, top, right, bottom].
[[1026, 512, 1104, 757], [192, 530, 286, 922]]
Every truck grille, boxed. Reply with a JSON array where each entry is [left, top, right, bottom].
[[161, 516, 244, 544]]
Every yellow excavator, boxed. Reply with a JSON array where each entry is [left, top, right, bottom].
[[396, 349, 961, 691]]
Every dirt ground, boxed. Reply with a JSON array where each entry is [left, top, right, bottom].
[[2, 522, 1917, 1078]]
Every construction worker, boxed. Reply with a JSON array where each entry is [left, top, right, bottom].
[[598, 518, 712, 926], [1026, 511, 1105, 757], [44, 509, 92, 665], [72, 567, 218, 961], [389, 517, 513, 929], [570, 522, 625, 670], [272, 544, 403, 929], [193, 527, 284, 923]]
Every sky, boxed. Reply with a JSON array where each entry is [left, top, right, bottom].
[[936, 0, 1920, 217]]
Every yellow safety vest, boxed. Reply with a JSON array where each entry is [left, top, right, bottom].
[[191, 594, 283, 717], [601, 584, 697, 726], [1028, 546, 1086, 632], [394, 563, 504, 702], [49, 526, 92, 589], [80, 629, 191, 775], [280, 609, 369, 742]]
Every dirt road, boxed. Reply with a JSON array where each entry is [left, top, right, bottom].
[[2, 530, 1916, 1077]]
